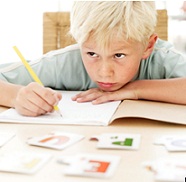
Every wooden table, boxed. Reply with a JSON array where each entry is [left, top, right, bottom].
[[0, 106, 186, 182]]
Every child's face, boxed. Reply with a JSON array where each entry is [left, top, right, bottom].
[[80, 38, 147, 92]]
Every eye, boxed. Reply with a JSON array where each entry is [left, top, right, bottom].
[[87, 52, 98, 58], [114, 53, 125, 59]]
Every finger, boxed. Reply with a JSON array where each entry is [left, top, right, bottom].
[[71, 91, 90, 101], [76, 91, 104, 102], [71, 88, 99, 101], [32, 86, 61, 106], [27, 96, 53, 112], [92, 92, 120, 104], [25, 82, 60, 107], [72, 89, 103, 102], [16, 105, 47, 117], [52, 92, 62, 105], [17, 83, 62, 116], [21, 88, 53, 113], [17, 85, 53, 114], [15, 93, 50, 116], [15, 93, 47, 116]]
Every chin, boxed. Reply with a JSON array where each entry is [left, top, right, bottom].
[[100, 87, 120, 92]]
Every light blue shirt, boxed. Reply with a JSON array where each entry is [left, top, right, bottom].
[[0, 39, 186, 90]]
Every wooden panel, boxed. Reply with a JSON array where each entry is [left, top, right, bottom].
[[43, 12, 75, 54], [155, 10, 168, 41]]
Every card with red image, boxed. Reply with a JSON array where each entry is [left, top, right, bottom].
[[27, 131, 84, 150], [58, 153, 120, 178]]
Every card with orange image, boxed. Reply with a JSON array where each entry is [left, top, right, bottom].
[[58, 153, 120, 178], [27, 131, 84, 150]]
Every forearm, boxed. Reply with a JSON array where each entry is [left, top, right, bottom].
[[0, 80, 22, 108], [132, 78, 186, 105], [55, 78, 186, 105]]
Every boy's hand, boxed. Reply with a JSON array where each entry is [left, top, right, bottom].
[[72, 82, 138, 104], [14, 82, 62, 116]]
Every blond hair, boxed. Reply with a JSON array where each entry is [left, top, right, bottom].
[[70, 1, 157, 47]]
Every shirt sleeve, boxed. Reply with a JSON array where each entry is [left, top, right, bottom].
[[137, 39, 186, 80], [0, 44, 97, 90]]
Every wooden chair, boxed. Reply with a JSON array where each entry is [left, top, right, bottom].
[[43, 10, 168, 54]]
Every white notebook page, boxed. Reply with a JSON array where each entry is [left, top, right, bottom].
[[0, 91, 120, 126]]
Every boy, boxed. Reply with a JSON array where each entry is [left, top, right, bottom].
[[0, 1, 186, 116]]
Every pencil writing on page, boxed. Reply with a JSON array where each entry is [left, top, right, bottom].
[[13, 46, 62, 117]]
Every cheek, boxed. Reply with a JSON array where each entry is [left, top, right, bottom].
[[128, 60, 141, 74], [117, 60, 141, 81], [82, 59, 97, 78], [82, 58, 91, 71]]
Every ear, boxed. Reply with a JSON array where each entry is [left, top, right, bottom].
[[142, 34, 158, 59]]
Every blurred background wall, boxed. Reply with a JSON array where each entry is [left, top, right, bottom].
[[0, 0, 73, 63]]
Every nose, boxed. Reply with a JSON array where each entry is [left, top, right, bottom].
[[98, 61, 114, 78]]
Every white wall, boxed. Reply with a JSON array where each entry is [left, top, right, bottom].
[[166, 1, 186, 55], [0, 0, 73, 63]]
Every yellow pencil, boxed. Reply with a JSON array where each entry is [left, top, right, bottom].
[[13, 46, 62, 117]]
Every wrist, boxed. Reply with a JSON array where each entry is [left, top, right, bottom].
[[126, 80, 147, 100]]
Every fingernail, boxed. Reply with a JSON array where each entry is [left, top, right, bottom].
[[76, 98, 82, 102]]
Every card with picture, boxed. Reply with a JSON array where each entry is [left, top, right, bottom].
[[90, 133, 141, 150], [27, 131, 84, 150], [58, 153, 120, 178]]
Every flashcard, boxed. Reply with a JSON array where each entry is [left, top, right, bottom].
[[0, 152, 51, 174], [27, 131, 84, 150], [58, 153, 120, 178], [90, 133, 141, 150], [0, 132, 15, 147], [154, 135, 186, 152], [143, 158, 186, 182]]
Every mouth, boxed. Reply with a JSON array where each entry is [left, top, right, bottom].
[[97, 82, 116, 90]]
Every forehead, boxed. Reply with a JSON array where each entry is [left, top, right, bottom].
[[82, 37, 142, 52]]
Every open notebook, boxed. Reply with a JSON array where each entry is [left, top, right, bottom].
[[0, 91, 120, 126], [0, 91, 186, 126]]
